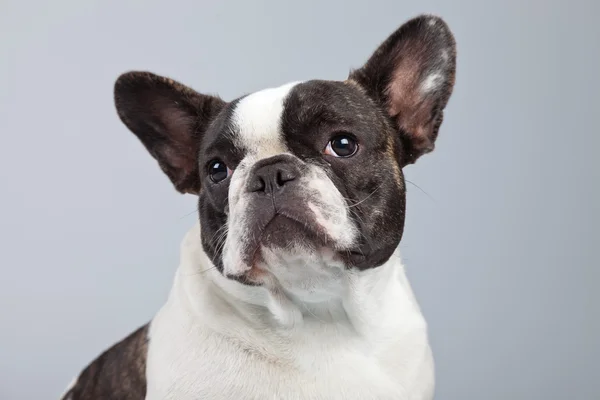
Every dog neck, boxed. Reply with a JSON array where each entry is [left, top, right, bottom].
[[174, 222, 424, 338]]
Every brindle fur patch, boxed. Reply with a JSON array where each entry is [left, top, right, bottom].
[[61, 324, 149, 400]]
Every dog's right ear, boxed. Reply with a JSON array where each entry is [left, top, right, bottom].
[[349, 15, 456, 166], [114, 71, 225, 195]]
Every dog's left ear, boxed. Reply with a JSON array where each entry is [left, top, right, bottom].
[[114, 71, 226, 194], [349, 15, 456, 166]]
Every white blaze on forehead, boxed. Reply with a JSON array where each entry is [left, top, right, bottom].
[[232, 81, 302, 159]]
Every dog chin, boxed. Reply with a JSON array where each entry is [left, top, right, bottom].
[[256, 244, 348, 302]]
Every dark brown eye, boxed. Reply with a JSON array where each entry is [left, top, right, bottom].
[[325, 135, 358, 158], [208, 160, 231, 183]]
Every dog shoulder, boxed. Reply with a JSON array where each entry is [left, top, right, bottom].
[[60, 323, 149, 400]]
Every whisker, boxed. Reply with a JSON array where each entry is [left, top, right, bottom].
[[179, 208, 199, 220], [180, 265, 218, 278], [214, 226, 230, 252], [348, 209, 370, 246], [210, 224, 229, 245], [405, 179, 435, 202], [215, 238, 228, 256], [301, 301, 327, 324], [214, 232, 229, 255], [345, 184, 384, 208]]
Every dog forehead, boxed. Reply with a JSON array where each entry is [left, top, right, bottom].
[[231, 81, 302, 158]]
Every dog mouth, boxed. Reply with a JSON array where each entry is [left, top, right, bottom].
[[221, 190, 368, 285], [239, 208, 367, 274], [244, 212, 328, 265]]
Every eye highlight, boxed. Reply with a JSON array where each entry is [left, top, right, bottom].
[[208, 160, 232, 183], [324, 135, 358, 158]]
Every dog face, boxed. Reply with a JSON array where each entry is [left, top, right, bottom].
[[114, 15, 456, 296]]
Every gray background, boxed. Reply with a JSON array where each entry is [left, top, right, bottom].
[[1, 0, 598, 399]]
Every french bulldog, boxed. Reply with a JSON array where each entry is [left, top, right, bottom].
[[60, 14, 456, 400]]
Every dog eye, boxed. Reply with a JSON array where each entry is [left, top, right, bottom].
[[324, 135, 358, 158], [208, 160, 231, 183]]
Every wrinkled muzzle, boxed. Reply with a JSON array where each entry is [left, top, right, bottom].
[[222, 153, 358, 279]]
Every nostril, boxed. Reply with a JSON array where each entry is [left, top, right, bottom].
[[258, 177, 267, 191], [249, 176, 267, 192], [248, 161, 299, 193], [276, 169, 296, 187]]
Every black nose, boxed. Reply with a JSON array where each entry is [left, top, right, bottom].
[[247, 156, 300, 194]]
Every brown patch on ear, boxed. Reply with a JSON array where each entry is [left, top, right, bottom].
[[114, 71, 226, 194], [349, 15, 457, 166]]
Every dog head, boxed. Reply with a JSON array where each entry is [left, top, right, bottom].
[[114, 15, 456, 300]]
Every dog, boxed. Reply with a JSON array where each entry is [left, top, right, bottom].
[[60, 14, 456, 400]]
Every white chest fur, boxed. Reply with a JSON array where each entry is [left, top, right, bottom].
[[145, 225, 434, 400]]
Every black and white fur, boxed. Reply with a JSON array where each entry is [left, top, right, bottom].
[[61, 14, 456, 400]]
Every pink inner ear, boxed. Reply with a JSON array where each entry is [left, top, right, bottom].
[[346, 16, 456, 164], [157, 105, 199, 170], [387, 63, 438, 153], [154, 106, 201, 194], [159, 145, 193, 171], [155, 99, 197, 141], [387, 58, 420, 117], [115, 70, 226, 194]]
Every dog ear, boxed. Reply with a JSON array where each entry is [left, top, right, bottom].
[[349, 15, 456, 166], [114, 71, 225, 194]]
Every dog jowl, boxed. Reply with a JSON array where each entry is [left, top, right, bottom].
[[62, 14, 456, 400]]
